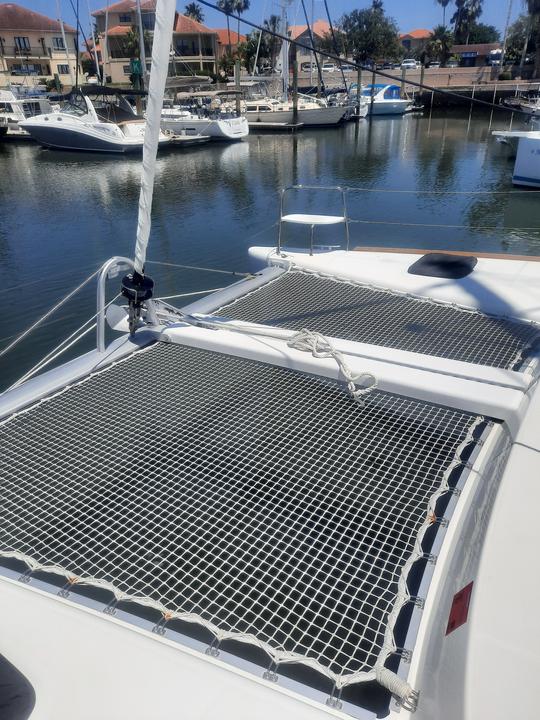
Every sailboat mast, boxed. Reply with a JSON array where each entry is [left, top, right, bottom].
[[280, 2, 289, 101], [87, 0, 101, 83], [135, 0, 148, 89], [56, 0, 75, 86]]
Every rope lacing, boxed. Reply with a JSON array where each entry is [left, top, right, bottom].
[[287, 328, 378, 403]]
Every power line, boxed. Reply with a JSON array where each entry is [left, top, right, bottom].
[[197, 0, 532, 117]]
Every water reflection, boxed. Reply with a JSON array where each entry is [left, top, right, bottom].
[[1, 109, 540, 387]]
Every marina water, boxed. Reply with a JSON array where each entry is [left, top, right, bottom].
[[1, 109, 540, 389]]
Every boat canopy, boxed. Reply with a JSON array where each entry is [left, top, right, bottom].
[[361, 84, 403, 99]]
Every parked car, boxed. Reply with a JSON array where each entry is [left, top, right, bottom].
[[322, 62, 337, 73], [401, 58, 418, 70], [445, 59, 459, 68], [428, 61, 440, 68]]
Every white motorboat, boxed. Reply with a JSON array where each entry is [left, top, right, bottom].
[[0, 89, 52, 138], [161, 108, 248, 141], [161, 92, 249, 141], [245, 95, 348, 126], [1, 0, 540, 718], [493, 128, 540, 186], [20, 85, 170, 153], [356, 84, 414, 115]]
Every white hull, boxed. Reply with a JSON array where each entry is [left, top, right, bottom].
[[160, 115, 248, 140], [368, 99, 413, 115], [246, 105, 347, 126]]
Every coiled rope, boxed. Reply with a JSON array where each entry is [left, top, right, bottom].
[[288, 328, 378, 402]]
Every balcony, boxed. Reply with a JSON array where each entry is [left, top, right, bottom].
[[0, 45, 50, 58]]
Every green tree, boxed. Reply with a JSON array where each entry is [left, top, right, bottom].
[[217, 0, 234, 50], [467, 22, 499, 43], [263, 14, 282, 70], [505, 13, 538, 67], [184, 3, 204, 23], [452, 0, 484, 44], [427, 24, 454, 64], [237, 31, 259, 72], [435, 0, 451, 27], [339, 1, 401, 62], [527, 0, 540, 77], [233, 0, 250, 49]]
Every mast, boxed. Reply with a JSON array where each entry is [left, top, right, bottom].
[[135, 0, 148, 89], [56, 0, 75, 86], [280, 2, 289, 102], [122, 0, 176, 333], [103, 0, 111, 83], [87, 0, 101, 83]]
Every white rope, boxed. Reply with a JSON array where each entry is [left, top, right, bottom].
[[287, 328, 377, 402], [156, 288, 225, 301]]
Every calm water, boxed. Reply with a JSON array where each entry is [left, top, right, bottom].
[[1, 109, 540, 389]]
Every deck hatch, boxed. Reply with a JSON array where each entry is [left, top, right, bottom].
[[215, 269, 540, 370], [1, 342, 483, 697]]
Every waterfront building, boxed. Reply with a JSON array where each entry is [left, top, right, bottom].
[[215, 28, 246, 60], [450, 42, 502, 67], [93, 0, 218, 84], [400, 29, 432, 53], [0, 2, 78, 89], [288, 19, 330, 68]]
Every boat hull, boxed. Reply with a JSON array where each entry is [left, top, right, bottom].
[[20, 123, 148, 153], [368, 100, 413, 115], [161, 115, 248, 140], [246, 105, 346, 126]]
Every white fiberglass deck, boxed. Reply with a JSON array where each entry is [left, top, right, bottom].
[[0, 341, 488, 699]]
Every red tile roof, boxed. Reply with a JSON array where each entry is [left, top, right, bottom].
[[0, 2, 76, 32], [104, 24, 131, 36], [174, 13, 214, 34], [92, 0, 155, 17], [289, 19, 330, 41], [215, 28, 245, 46], [399, 29, 432, 40]]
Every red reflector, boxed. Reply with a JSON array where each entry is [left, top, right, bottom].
[[445, 581, 473, 635]]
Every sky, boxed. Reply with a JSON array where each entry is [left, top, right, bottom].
[[13, 0, 521, 38]]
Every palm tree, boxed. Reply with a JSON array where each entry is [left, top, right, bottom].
[[427, 24, 454, 64], [435, 0, 451, 27], [263, 14, 281, 71], [452, 0, 483, 44], [217, 0, 234, 50], [233, 0, 250, 49], [527, 1, 540, 77], [184, 2, 204, 23]]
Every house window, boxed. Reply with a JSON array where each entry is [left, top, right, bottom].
[[141, 12, 155, 30], [123, 65, 131, 74], [11, 63, 42, 75], [119, 14, 132, 22], [52, 37, 65, 50], [57, 64, 70, 74], [14, 37, 31, 51]]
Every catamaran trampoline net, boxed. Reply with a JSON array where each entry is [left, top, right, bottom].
[[0, 342, 482, 690], [215, 269, 540, 370]]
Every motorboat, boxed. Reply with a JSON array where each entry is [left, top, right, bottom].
[[161, 91, 249, 141], [503, 90, 540, 116], [20, 85, 171, 153], [1, 0, 540, 717], [493, 128, 540, 186], [356, 84, 414, 115], [0, 88, 52, 138], [244, 94, 348, 126]]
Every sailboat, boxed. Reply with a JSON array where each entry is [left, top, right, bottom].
[[1, 1, 539, 719]]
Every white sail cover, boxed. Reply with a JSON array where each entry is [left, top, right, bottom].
[[133, 0, 176, 274]]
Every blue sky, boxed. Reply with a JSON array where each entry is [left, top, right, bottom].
[[16, 0, 521, 37]]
